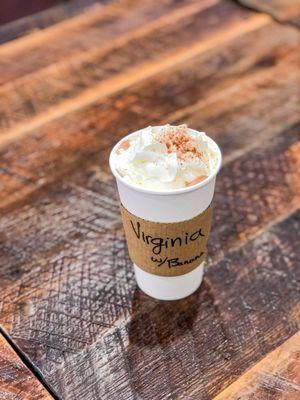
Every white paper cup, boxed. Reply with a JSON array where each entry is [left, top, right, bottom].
[[109, 127, 222, 300]]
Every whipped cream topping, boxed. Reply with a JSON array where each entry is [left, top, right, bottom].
[[111, 125, 219, 190]]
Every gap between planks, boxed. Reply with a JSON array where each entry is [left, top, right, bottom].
[[0, 326, 58, 399], [234, 0, 300, 29], [0, 13, 271, 150]]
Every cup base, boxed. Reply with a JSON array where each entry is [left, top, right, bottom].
[[134, 263, 204, 301]]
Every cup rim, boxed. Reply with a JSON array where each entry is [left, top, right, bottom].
[[109, 126, 222, 196]]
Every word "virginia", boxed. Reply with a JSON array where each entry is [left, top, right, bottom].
[[130, 220, 205, 255]]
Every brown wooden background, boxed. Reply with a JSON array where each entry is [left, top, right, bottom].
[[0, 0, 299, 399]]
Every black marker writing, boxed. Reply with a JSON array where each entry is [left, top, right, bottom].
[[130, 220, 206, 255]]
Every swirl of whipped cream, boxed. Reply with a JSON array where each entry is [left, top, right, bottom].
[[112, 125, 218, 190]]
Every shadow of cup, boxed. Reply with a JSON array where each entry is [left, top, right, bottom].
[[128, 286, 201, 348], [124, 284, 209, 399]]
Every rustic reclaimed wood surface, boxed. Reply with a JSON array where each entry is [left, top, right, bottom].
[[0, 0, 299, 399]]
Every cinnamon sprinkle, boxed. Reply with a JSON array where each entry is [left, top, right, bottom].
[[157, 125, 203, 161]]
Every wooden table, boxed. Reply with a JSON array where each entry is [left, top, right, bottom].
[[0, 0, 299, 399]]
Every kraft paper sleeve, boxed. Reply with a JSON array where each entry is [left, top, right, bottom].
[[120, 203, 212, 277]]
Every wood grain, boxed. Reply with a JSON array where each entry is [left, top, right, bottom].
[[0, 0, 105, 45], [1, 209, 297, 399], [0, 0, 299, 398], [0, 333, 53, 399], [0, 19, 299, 211], [0, 0, 251, 135], [0, 127, 299, 398], [237, 0, 300, 27], [214, 332, 300, 400], [1, 118, 298, 285], [0, 0, 206, 85]]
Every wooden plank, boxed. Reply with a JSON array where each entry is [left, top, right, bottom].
[[214, 332, 300, 400], [0, 13, 270, 147], [0, 0, 105, 45], [0, 0, 252, 135], [0, 333, 53, 399], [0, 20, 299, 211], [0, 107, 298, 290], [0, 89, 298, 297], [0, 3, 299, 398], [0, 0, 205, 85], [237, 0, 300, 27], [1, 208, 298, 399], [0, 118, 299, 394]]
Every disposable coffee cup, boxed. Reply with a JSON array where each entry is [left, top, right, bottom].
[[109, 127, 222, 300]]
